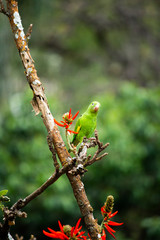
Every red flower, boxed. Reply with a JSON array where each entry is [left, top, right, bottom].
[[101, 206, 123, 239], [54, 108, 79, 134], [43, 218, 87, 240]]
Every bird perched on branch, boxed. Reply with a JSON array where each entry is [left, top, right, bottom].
[[71, 101, 100, 147]]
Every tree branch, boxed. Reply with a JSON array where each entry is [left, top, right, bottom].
[[47, 133, 60, 172], [11, 162, 74, 211], [77, 130, 109, 168], [0, 162, 75, 240], [26, 24, 33, 42], [1, 1, 102, 239]]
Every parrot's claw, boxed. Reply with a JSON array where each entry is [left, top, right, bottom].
[[68, 163, 87, 176], [76, 163, 86, 175]]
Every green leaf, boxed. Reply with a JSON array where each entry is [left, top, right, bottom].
[[0, 190, 8, 197]]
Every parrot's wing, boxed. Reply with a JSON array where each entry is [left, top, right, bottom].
[[76, 125, 81, 133], [74, 116, 81, 131], [72, 117, 82, 144]]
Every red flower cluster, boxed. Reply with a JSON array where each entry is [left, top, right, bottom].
[[54, 108, 79, 134], [43, 197, 123, 240], [43, 218, 87, 240], [101, 206, 123, 239]]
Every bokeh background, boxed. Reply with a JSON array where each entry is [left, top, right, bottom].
[[0, 0, 160, 239]]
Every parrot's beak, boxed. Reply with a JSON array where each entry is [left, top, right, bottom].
[[94, 103, 100, 112]]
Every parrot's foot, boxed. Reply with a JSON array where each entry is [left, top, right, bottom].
[[76, 164, 88, 175], [68, 130, 109, 175], [69, 163, 88, 176], [68, 144, 77, 153], [78, 130, 109, 168]]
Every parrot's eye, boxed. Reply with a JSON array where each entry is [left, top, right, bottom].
[[92, 103, 94, 105]]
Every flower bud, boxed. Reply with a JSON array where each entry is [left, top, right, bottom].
[[63, 224, 72, 237], [104, 195, 114, 213]]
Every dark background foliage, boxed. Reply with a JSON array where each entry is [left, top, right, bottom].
[[0, 1, 160, 239]]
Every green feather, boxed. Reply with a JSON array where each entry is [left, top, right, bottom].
[[72, 101, 100, 146]]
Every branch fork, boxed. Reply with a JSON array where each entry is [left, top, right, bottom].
[[69, 130, 109, 175]]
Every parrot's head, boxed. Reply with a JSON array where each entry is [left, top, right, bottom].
[[88, 101, 100, 114]]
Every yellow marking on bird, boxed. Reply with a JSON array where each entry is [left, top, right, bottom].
[[77, 125, 81, 133]]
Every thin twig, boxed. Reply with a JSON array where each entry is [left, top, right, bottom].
[[85, 152, 108, 167], [88, 142, 109, 165], [11, 162, 74, 211], [15, 234, 36, 240], [78, 130, 109, 168], [26, 24, 33, 42], [0, 161, 74, 239], [29, 235, 36, 240], [65, 129, 77, 153], [15, 234, 23, 240]]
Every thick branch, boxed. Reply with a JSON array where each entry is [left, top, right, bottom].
[[47, 133, 60, 172], [2, 1, 102, 239]]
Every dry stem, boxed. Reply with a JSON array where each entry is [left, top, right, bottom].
[[15, 234, 36, 240], [26, 24, 33, 42]]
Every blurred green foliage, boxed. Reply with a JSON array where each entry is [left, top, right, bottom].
[[0, 0, 160, 239], [1, 0, 160, 105]]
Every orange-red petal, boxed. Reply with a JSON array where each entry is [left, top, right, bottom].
[[43, 230, 69, 239], [101, 229, 106, 240], [58, 221, 64, 233], [54, 119, 65, 127], [74, 218, 81, 235], [104, 224, 116, 239], [67, 129, 78, 134], [69, 108, 72, 119], [72, 110, 79, 120], [108, 220, 123, 226], [109, 211, 118, 218]]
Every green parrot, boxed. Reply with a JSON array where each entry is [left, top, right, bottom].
[[71, 101, 100, 146]]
